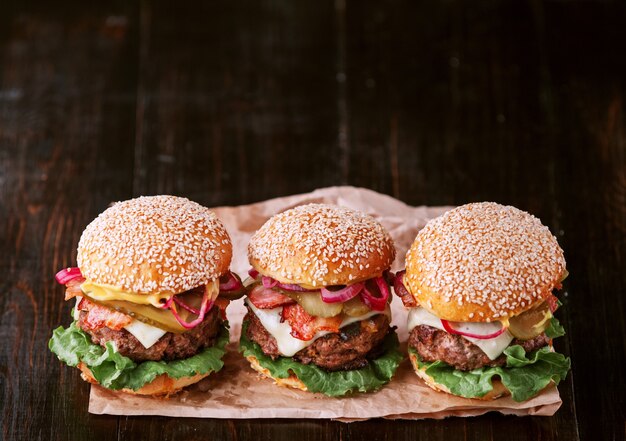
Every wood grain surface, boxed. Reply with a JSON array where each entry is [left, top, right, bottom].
[[1, 1, 624, 440]]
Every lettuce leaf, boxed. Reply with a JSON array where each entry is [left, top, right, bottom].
[[411, 345, 571, 402], [239, 321, 403, 396], [49, 322, 229, 391], [545, 316, 566, 339]]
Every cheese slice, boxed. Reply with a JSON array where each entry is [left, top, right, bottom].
[[246, 299, 391, 357], [80, 280, 174, 308], [79, 279, 221, 308], [407, 307, 514, 360], [73, 296, 83, 321], [123, 320, 167, 349]]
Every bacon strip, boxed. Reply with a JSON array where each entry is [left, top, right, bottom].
[[214, 297, 230, 320], [393, 271, 417, 308], [247, 284, 295, 309], [546, 294, 559, 313], [77, 297, 133, 331], [281, 303, 342, 341], [64, 278, 86, 301]]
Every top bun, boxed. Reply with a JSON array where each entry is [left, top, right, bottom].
[[77, 195, 232, 294], [248, 204, 395, 287], [404, 202, 566, 322]]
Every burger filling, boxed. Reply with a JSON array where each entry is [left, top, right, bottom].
[[242, 271, 394, 371], [59, 269, 245, 351], [244, 308, 390, 371], [77, 301, 223, 362], [49, 268, 246, 392], [405, 301, 557, 365], [408, 324, 550, 371]]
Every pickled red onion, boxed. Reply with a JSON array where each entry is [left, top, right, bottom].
[[169, 289, 213, 329], [262, 276, 279, 288], [159, 289, 212, 329], [55, 267, 83, 285], [360, 277, 389, 311], [219, 271, 242, 292], [320, 283, 363, 303], [275, 282, 311, 292], [441, 319, 507, 339], [173, 296, 200, 315], [260, 275, 311, 292]]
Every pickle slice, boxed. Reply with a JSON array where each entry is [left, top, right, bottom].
[[283, 291, 343, 318], [508, 301, 552, 340], [83, 291, 204, 334], [342, 295, 371, 317]]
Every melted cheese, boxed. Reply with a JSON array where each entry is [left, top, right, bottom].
[[246, 299, 391, 357], [407, 307, 514, 360], [124, 320, 167, 349], [73, 296, 83, 320], [80, 281, 174, 307], [77, 281, 222, 349], [79, 279, 220, 308]]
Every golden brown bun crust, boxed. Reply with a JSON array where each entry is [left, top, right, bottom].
[[77, 362, 210, 396], [77, 195, 232, 294], [404, 202, 566, 322], [408, 352, 509, 400], [248, 204, 395, 287], [245, 355, 308, 392]]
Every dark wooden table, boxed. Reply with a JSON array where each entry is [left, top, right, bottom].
[[2, 1, 625, 440]]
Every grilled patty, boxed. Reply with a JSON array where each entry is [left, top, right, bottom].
[[244, 310, 391, 371], [77, 307, 222, 362], [408, 324, 550, 371]]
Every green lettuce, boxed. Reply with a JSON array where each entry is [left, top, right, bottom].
[[411, 344, 571, 402], [239, 321, 403, 396], [545, 316, 566, 339], [49, 322, 229, 391]]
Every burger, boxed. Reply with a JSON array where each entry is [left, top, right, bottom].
[[49, 196, 244, 396], [239, 203, 403, 396], [393, 202, 571, 401]]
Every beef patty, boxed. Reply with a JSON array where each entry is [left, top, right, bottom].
[[78, 307, 222, 362], [244, 309, 391, 371], [408, 325, 551, 371]]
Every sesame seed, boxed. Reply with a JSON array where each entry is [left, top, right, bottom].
[[405, 202, 566, 319], [248, 204, 395, 286], [77, 195, 232, 293]]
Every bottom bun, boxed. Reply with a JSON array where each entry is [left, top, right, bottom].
[[77, 362, 210, 397], [246, 355, 308, 392], [408, 352, 509, 401]]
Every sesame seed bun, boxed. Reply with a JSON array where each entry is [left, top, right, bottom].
[[248, 204, 395, 287], [245, 355, 309, 392], [404, 202, 566, 322], [77, 195, 232, 294], [77, 362, 210, 397]]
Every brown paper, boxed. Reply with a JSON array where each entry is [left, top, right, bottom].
[[88, 186, 563, 420]]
